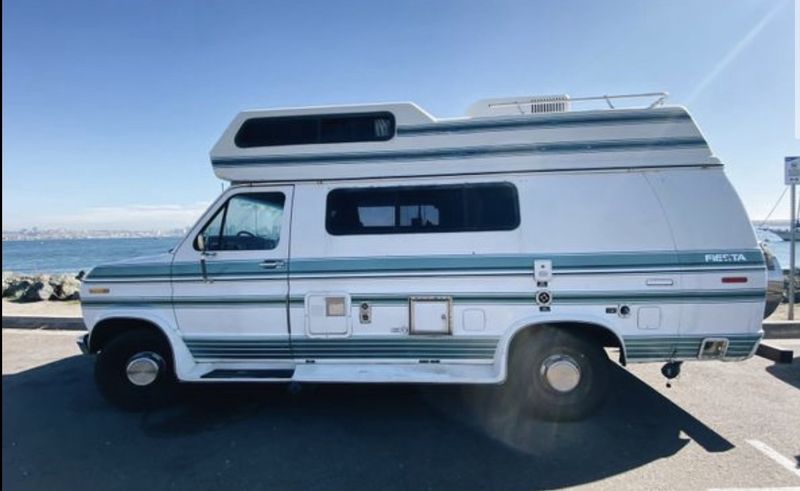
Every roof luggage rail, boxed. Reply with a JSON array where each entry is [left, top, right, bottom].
[[467, 92, 669, 117]]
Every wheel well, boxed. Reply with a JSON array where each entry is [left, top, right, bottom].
[[88, 318, 172, 357], [509, 322, 626, 365]]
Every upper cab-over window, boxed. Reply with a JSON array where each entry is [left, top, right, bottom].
[[234, 112, 395, 148]]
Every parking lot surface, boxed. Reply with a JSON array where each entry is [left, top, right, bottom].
[[3, 328, 799, 491]]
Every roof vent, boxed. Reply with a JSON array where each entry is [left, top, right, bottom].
[[467, 95, 571, 118]]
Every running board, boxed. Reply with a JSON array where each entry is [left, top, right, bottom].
[[201, 368, 296, 379], [187, 362, 499, 383], [292, 362, 500, 384]]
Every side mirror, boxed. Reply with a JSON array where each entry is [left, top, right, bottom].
[[196, 234, 206, 252]]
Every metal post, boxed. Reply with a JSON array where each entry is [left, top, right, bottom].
[[790, 184, 796, 320]]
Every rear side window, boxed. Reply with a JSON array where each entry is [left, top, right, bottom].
[[326, 183, 519, 235], [235, 112, 395, 148]]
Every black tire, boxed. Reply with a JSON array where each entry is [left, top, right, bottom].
[[94, 330, 176, 411], [505, 326, 610, 421]]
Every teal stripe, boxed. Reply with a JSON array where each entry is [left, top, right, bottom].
[[183, 334, 761, 362], [82, 288, 765, 307], [289, 251, 764, 274], [624, 334, 760, 359], [82, 289, 765, 307], [88, 260, 282, 280], [396, 108, 692, 136], [173, 263, 284, 277], [212, 137, 708, 167], [82, 296, 287, 306], [85, 250, 765, 281], [88, 263, 172, 279], [185, 336, 500, 360], [553, 289, 765, 304]]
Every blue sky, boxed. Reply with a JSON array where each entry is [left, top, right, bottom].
[[2, 0, 798, 230]]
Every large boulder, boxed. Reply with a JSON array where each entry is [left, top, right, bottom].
[[3, 275, 33, 300], [50, 274, 81, 301], [2, 271, 14, 292], [18, 280, 54, 303]]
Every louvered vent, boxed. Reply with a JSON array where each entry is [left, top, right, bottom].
[[529, 95, 571, 113], [466, 95, 571, 117]]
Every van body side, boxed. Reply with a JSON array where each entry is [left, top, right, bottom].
[[79, 98, 765, 418]]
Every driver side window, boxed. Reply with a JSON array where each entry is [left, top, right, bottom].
[[196, 192, 285, 251]]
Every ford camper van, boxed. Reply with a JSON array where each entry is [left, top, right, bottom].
[[79, 93, 765, 420]]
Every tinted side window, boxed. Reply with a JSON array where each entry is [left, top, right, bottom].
[[235, 112, 395, 148], [326, 183, 519, 235], [196, 193, 285, 251]]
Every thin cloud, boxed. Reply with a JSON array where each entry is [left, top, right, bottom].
[[8, 202, 211, 231]]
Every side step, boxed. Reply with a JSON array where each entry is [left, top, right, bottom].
[[201, 368, 295, 379]]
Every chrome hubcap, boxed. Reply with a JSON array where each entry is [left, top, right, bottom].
[[540, 354, 581, 393], [125, 352, 162, 386]]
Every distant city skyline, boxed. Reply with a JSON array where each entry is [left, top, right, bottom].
[[2, 227, 191, 241], [3, 0, 798, 230], [2, 202, 212, 231]]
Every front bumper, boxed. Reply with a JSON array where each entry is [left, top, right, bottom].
[[76, 333, 89, 355]]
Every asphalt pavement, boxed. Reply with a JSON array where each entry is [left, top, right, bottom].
[[2, 328, 799, 491]]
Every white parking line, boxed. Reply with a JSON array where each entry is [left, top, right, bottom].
[[746, 439, 800, 478], [708, 487, 800, 491], [2, 328, 83, 336]]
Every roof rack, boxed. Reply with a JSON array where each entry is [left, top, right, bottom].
[[469, 92, 669, 117]]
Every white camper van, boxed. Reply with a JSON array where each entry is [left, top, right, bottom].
[[79, 93, 765, 420]]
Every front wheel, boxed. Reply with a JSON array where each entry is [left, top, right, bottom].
[[506, 327, 610, 421], [94, 330, 176, 411]]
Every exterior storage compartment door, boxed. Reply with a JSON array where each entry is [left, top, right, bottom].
[[410, 298, 451, 334]]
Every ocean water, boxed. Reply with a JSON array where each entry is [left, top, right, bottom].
[[755, 229, 797, 269], [2, 235, 798, 275], [2, 237, 181, 274], [761, 240, 797, 270]]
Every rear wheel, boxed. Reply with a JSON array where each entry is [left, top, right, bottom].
[[94, 330, 176, 411], [506, 326, 610, 421]]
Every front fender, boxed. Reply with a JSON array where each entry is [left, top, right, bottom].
[[82, 307, 196, 380]]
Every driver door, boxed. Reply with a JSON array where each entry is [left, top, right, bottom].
[[172, 186, 292, 349]]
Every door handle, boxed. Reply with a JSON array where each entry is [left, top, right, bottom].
[[200, 252, 216, 283], [646, 278, 674, 286], [260, 260, 285, 269], [200, 258, 212, 283]]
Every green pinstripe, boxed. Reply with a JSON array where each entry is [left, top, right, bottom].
[[396, 108, 692, 136], [182, 333, 761, 361], [211, 137, 708, 168], [184, 336, 500, 360], [624, 334, 761, 359], [81, 288, 765, 308], [85, 250, 764, 282]]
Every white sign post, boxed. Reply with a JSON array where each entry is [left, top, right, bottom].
[[785, 156, 800, 320]]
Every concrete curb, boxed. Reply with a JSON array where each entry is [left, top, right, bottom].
[[1, 316, 85, 331], [763, 321, 800, 339]]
